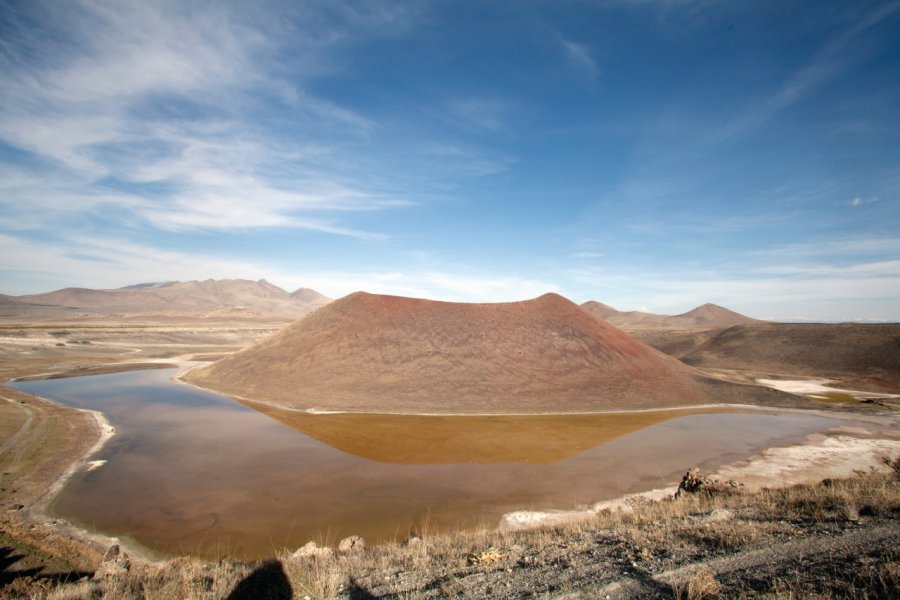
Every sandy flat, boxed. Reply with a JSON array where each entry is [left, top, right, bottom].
[[757, 377, 900, 398]]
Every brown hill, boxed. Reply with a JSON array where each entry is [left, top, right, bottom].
[[0, 293, 43, 316], [9, 279, 331, 319], [289, 287, 331, 305], [678, 303, 764, 328], [678, 323, 900, 384], [579, 300, 617, 319], [0, 294, 27, 308], [581, 301, 762, 330], [186, 291, 789, 414]]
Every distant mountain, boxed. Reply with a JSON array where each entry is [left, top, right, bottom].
[[4, 279, 332, 319], [676, 303, 764, 328], [0, 294, 26, 306], [185, 291, 781, 413], [120, 281, 177, 289], [289, 287, 331, 305], [581, 301, 763, 330], [579, 301, 618, 319]]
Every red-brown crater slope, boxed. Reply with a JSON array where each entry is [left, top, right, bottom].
[[186, 292, 744, 413]]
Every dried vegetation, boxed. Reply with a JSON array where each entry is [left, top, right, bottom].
[[6, 460, 898, 599]]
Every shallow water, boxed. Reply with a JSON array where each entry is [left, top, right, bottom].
[[13, 368, 839, 560]]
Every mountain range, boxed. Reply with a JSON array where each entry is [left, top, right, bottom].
[[1, 279, 331, 319], [580, 301, 762, 330]]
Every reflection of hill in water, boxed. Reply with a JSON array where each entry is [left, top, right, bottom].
[[241, 399, 712, 464]]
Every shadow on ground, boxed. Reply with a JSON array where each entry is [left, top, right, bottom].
[[0, 545, 92, 588], [227, 559, 292, 600]]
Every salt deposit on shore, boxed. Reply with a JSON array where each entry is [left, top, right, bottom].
[[499, 419, 900, 533], [757, 377, 899, 399]]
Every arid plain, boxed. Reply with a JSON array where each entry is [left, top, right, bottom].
[[1, 279, 898, 598]]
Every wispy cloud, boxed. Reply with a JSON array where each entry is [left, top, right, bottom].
[[445, 98, 512, 133], [0, 233, 275, 292], [0, 233, 559, 301], [564, 259, 900, 321], [560, 39, 599, 80], [0, 1, 426, 239], [298, 270, 560, 303], [749, 236, 900, 261], [712, 1, 900, 142], [848, 196, 880, 207]]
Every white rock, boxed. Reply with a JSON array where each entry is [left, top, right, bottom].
[[338, 535, 365, 554], [291, 541, 333, 560]]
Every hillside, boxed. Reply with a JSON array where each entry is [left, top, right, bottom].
[[581, 301, 763, 330], [0, 293, 29, 310], [186, 291, 791, 413], [678, 322, 900, 385], [5, 279, 331, 319]]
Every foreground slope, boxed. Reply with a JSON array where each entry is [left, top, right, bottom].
[[186, 292, 783, 413], [581, 301, 762, 330]]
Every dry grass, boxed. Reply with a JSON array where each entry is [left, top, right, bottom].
[[763, 548, 900, 600], [756, 468, 900, 522], [673, 565, 722, 599], [10, 463, 899, 599]]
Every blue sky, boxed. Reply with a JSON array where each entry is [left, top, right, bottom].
[[1, 0, 899, 321]]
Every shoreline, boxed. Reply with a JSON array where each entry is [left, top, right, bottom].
[[1, 382, 164, 566], [500, 426, 900, 533], [37, 405, 115, 506], [5, 361, 899, 568], [177, 362, 898, 417], [176, 368, 896, 418]]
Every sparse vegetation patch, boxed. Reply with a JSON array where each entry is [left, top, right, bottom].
[[5, 464, 897, 599]]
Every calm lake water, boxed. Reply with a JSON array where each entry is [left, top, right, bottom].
[[13, 368, 839, 560]]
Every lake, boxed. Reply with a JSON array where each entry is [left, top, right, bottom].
[[13, 367, 839, 560]]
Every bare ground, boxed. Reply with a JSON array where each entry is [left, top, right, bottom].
[[629, 323, 900, 394], [1, 314, 899, 598]]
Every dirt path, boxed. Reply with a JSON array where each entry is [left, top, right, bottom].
[[590, 523, 900, 599], [0, 397, 32, 457]]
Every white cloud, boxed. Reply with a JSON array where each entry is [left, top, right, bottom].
[[294, 271, 560, 303], [565, 261, 900, 321], [445, 98, 511, 133], [560, 39, 599, 79], [749, 236, 900, 260], [0, 234, 274, 292], [0, 233, 560, 302], [848, 196, 879, 207], [711, 1, 900, 142], [753, 259, 900, 278], [0, 1, 414, 238]]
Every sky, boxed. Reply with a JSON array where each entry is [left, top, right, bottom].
[[1, 0, 899, 321]]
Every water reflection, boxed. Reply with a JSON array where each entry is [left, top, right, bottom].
[[13, 368, 839, 560], [243, 400, 713, 464]]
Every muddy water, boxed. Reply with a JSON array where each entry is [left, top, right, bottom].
[[13, 368, 839, 560]]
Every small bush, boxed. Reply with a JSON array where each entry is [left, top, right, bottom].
[[881, 455, 900, 479]]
